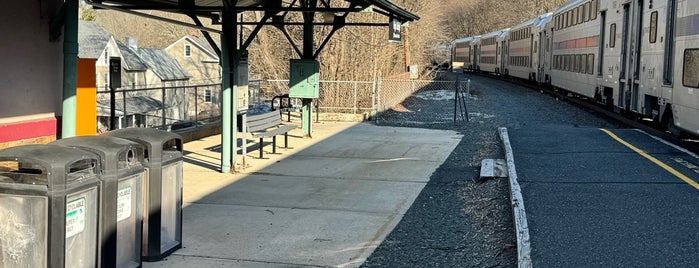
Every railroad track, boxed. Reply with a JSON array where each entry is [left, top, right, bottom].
[[471, 72, 699, 155]]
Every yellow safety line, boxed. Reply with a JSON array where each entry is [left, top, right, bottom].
[[600, 128, 699, 190]]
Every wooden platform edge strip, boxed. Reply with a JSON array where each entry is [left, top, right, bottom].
[[498, 127, 532, 268]]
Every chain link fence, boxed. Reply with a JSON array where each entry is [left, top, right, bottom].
[[375, 79, 470, 129]]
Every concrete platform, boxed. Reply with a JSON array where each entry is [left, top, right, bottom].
[[144, 122, 462, 267], [509, 125, 699, 267]]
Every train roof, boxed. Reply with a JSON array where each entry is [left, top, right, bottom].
[[510, 13, 553, 31], [553, 0, 587, 14], [453, 36, 480, 44], [480, 28, 510, 39]]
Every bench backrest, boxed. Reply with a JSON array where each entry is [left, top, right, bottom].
[[246, 112, 282, 133]]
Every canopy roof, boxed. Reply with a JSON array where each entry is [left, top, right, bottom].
[[86, 0, 419, 23]]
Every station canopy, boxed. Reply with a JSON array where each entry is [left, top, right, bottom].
[[86, 0, 419, 27]]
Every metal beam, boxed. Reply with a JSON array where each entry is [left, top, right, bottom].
[[220, 10, 235, 173], [237, 21, 388, 26], [241, 14, 272, 50], [62, 0, 79, 138], [188, 13, 222, 58], [301, 0, 317, 138], [89, 1, 223, 33]]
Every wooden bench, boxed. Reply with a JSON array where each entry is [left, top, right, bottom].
[[246, 112, 297, 158]]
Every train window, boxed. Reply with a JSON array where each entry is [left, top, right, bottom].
[[591, 0, 598, 20], [558, 56, 563, 70], [569, 11, 574, 27], [584, 3, 590, 22], [557, 15, 561, 30], [588, 54, 595, 74], [577, 55, 583, 73], [553, 56, 561, 70], [683, 49, 699, 88], [610, 23, 617, 48], [560, 55, 564, 70], [582, 55, 588, 73], [578, 6, 583, 24], [650, 11, 658, 44], [570, 10, 575, 26], [560, 56, 564, 70]]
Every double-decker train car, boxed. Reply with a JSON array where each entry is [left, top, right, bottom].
[[476, 28, 510, 74], [659, 0, 699, 135], [451, 36, 480, 72], [452, 0, 699, 137], [544, 0, 601, 98], [506, 13, 552, 81]]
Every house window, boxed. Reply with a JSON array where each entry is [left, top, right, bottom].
[[683, 49, 699, 88], [204, 89, 212, 103], [184, 44, 192, 57]]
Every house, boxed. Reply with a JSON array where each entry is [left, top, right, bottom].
[[165, 35, 221, 85], [165, 35, 223, 119], [95, 37, 191, 132]]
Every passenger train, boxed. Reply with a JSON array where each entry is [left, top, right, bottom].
[[452, 0, 699, 137]]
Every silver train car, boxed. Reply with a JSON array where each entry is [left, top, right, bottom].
[[476, 28, 510, 74], [451, 36, 480, 72], [506, 13, 552, 81], [454, 0, 699, 137]]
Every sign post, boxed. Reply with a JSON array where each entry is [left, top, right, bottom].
[[109, 57, 121, 131]]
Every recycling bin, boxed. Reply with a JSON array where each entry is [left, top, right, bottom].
[[0, 145, 101, 268], [52, 136, 145, 268], [106, 128, 183, 261]]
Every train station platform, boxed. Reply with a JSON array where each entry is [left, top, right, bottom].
[[508, 125, 699, 267], [144, 121, 462, 267]]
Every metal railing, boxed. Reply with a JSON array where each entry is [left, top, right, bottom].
[[97, 74, 467, 132], [96, 83, 221, 132]]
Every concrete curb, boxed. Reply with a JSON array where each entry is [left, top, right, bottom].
[[498, 127, 532, 268]]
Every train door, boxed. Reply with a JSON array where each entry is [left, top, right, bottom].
[[473, 44, 479, 70], [500, 40, 507, 75], [538, 30, 547, 82], [619, 0, 644, 112]]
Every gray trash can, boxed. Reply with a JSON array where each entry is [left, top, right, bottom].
[[52, 136, 145, 268], [0, 145, 101, 268], [106, 128, 183, 261]]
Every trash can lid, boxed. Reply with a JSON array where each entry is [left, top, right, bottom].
[[52, 136, 145, 172], [106, 128, 182, 152], [0, 144, 100, 188]]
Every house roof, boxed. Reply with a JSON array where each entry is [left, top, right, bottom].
[[97, 95, 164, 116], [78, 20, 110, 59], [188, 35, 219, 61], [115, 39, 148, 71], [137, 48, 191, 81], [166, 35, 220, 62]]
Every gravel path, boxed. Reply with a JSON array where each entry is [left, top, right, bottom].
[[362, 72, 623, 267]]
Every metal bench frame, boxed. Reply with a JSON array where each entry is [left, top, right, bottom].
[[246, 112, 297, 158]]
